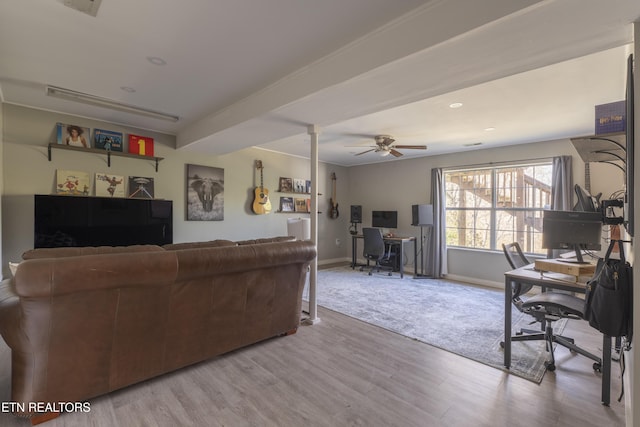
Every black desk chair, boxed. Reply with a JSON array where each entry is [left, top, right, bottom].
[[361, 228, 395, 276], [502, 242, 601, 372]]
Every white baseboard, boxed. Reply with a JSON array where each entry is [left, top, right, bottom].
[[443, 274, 503, 290]]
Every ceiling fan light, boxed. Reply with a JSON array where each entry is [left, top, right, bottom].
[[380, 150, 391, 157]]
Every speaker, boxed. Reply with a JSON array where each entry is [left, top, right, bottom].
[[412, 204, 434, 226], [350, 205, 362, 223]]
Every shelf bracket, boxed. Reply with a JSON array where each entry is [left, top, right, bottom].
[[107, 151, 111, 167], [48, 144, 52, 161], [155, 158, 159, 172]]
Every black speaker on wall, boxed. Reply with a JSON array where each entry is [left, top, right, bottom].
[[350, 205, 362, 223], [412, 204, 434, 226]]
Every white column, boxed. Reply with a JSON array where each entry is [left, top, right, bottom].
[[306, 124, 321, 324]]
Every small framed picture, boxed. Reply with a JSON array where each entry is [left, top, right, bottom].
[[293, 178, 306, 193], [128, 176, 155, 199], [129, 134, 155, 157], [305, 180, 312, 194], [295, 198, 307, 213], [56, 123, 91, 148], [279, 196, 294, 212], [94, 129, 123, 152], [279, 177, 293, 192], [95, 173, 125, 197], [56, 169, 90, 195]]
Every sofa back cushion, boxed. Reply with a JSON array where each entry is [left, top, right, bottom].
[[22, 245, 165, 260]]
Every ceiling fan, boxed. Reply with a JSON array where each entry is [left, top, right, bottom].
[[353, 135, 427, 157]]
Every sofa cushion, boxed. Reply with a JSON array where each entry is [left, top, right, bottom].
[[162, 240, 237, 251], [235, 236, 296, 245], [22, 245, 165, 260]]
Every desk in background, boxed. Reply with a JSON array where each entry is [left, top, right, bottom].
[[351, 234, 416, 278], [504, 265, 612, 405]]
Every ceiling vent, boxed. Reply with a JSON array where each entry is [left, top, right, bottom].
[[63, 0, 102, 17]]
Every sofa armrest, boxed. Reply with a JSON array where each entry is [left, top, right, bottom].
[[0, 279, 25, 350]]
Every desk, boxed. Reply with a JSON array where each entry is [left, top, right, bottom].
[[504, 266, 612, 405], [351, 235, 416, 278]]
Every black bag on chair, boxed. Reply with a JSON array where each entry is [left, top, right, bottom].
[[584, 240, 633, 342]]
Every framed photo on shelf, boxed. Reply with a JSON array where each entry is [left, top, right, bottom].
[[56, 123, 91, 148], [279, 177, 293, 192], [128, 176, 155, 199], [279, 196, 294, 212], [305, 180, 312, 194], [294, 198, 307, 213], [94, 129, 123, 151], [293, 178, 306, 193], [56, 169, 90, 195], [95, 173, 124, 197], [129, 134, 154, 156]]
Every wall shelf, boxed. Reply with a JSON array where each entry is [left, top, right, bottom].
[[48, 143, 164, 172]]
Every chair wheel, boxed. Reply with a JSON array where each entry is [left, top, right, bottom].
[[544, 362, 555, 372], [593, 362, 602, 372], [499, 341, 505, 349]]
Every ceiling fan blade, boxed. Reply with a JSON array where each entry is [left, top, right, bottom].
[[355, 148, 376, 156], [389, 149, 403, 157], [382, 137, 395, 146], [394, 145, 427, 150]]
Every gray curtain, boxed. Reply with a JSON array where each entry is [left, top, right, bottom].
[[550, 156, 573, 258], [551, 155, 573, 210], [429, 168, 447, 277]]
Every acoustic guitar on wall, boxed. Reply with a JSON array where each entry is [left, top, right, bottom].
[[329, 172, 339, 219], [252, 160, 272, 214]]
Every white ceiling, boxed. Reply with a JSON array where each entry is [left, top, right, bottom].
[[0, 0, 638, 166]]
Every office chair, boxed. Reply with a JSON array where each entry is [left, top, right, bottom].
[[502, 242, 602, 372], [361, 227, 395, 276]]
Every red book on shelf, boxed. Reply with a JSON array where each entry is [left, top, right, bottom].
[[128, 134, 154, 157]]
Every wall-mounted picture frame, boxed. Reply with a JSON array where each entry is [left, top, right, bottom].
[[279, 196, 294, 212], [94, 129, 123, 152], [56, 169, 90, 195], [96, 173, 124, 197], [186, 164, 224, 221], [56, 123, 90, 148], [278, 177, 292, 192], [128, 176, 155, 199]]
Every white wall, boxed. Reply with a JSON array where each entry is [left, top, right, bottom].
[[1, 105, 349, 278], [348, 138, 624, 286]]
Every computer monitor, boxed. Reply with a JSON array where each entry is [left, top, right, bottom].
[[372, 210, 398, 229], [542, 210, 602, 264], [574, 184, 599, 212]]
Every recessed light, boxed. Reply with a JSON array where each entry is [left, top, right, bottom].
[[147, 56, 167, 66], [484, 127, 495, 131], [464, 142, 483, 147], [120, 86, 136, 93], [449, 102, 463, 109]]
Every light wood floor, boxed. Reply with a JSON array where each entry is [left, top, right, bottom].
[[0, 295, 626, 426]]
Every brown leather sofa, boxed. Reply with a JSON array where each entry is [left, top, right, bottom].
[[0, 237, 316, 423]]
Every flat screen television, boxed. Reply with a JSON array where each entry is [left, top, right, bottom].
[[542, 210, 602, 264], [34, 195, 173, 248], [372, 210, 398, 229]]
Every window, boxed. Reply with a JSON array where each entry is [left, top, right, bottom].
[[444, 162, 552, 254]]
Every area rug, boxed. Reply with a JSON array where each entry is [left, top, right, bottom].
[[307, 266, 567, 383]]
